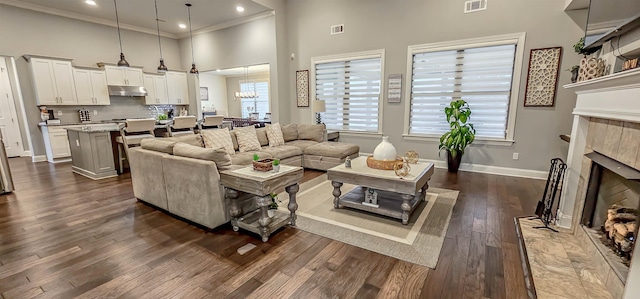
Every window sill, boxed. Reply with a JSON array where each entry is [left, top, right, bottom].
[[336, 131, 383, 138], [402, 134, 515, 146]]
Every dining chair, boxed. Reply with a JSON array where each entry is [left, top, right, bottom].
[[115, 118, 156, 173], [168, 115, 197, 137]]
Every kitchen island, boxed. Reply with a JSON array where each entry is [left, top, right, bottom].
[[66, 125, 119, 180]]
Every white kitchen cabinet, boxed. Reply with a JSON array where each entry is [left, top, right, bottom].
[[166, 72, 189, 105], [143, 74, 168, 105], [42, 125, 76, 163], [104, 65, 144, 86], [73, 68, 110, 105], [29, 58, 77, 105]]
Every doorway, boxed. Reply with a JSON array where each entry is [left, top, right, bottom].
[[0, 58, 24, 157]]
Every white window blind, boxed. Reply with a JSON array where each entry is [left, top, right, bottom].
[[240, 81, 269, 119], [409, 44, 516, 139], [315, 57, 382, 132]]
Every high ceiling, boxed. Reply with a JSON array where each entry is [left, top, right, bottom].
[[3, 0, 272, 38]]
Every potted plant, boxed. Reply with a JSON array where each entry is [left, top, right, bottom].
[[267, 193, 279, 217], [272, 159, 280, 172], [438, 99, 475, 173], [573, 37, 598, 57], [568, 65, 580, 83]]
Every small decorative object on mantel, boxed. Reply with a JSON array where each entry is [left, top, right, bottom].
[[524, 47, 562, 107], [578, 57, 606, 82], [296, 70, 309, 107], [404, 150, 419, 164], [253, 158, 274, 172], [394, 158, 411, 177], [622, 58, 639, 71]]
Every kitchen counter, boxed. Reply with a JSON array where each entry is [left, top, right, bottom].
[[38, 121, 169, 129], [67, 128, 117, 180]]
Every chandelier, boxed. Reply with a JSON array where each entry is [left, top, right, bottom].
[[235, 66, 259, 99]]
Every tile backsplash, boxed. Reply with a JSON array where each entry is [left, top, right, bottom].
[[42, 96, 187, 123]]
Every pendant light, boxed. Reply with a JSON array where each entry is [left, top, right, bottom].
[[113, 0, 129, 67], [155, 0, 168, 72], [186, 3, 198, 74]]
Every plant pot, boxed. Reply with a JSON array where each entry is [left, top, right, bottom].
[[571, 68, 579, 83], [447, 151, 462, 173], [272, 165, 280, 172], [268, 209, 275, 218]]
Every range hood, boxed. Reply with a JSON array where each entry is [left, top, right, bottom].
[[108, 85, 148, 97]]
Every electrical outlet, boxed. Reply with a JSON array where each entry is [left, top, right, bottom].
[[93, 110, 98, 115], [513, 153, 519, 160], [57, 110, 62, 116]]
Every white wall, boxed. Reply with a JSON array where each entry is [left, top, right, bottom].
[[198, 73, 228, 115], [0, 4, 181, 157], [284, 0, 587, 172]]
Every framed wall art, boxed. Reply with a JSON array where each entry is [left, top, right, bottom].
[[200, 87, 209, 101], [296, 70, 310, 107], [524, 47, 562, 107]]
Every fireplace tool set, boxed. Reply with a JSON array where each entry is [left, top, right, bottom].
[[531, 158, 567, 232]]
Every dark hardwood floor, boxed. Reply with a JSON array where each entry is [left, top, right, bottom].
[[0, 157, 545, 298]]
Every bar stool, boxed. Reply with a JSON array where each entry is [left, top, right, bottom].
[[168, 116, 197, 137], [115, 118, 156, 173], [198, 115, 225, 130]]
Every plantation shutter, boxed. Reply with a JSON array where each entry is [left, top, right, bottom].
[[315, 57, 381, 132], [240, 81, 269, 118], [409, 44, 516, 139]]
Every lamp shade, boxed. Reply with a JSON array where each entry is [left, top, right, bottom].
[[313, 100, 326, 113]]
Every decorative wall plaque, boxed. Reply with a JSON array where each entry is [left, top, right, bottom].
[[296, 70, 309, 107], [524, 47, 562, 107]]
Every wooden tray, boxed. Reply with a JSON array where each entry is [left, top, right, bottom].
[[252, 159, 274, 172], [366, 155, 402, 170]]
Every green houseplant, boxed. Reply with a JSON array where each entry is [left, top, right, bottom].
[[438, 99, 476, 173], [272, 159, 280, 172]]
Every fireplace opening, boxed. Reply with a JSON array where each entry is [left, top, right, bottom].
[[581, 152, 640, 267]]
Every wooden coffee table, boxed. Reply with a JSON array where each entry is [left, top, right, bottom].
[[220, 165, 303, 242], [327, 156, 434, 225]]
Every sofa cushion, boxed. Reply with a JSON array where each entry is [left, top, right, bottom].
[[266, 123, 285, 147], [231, 151, 273, 165], [141, 138, 176, 154], [256, 127, 269, 146], [281, 123, 298, 142], [297, 124, 325, 142], [173, 142, 233, 171], [201, 128, 235, 155], [259, 145, 303, 160], [285, 140, 319, 150], [229, 131, 239, 151], [304, 142, 359, 159], [166, 134, 204, 147], [234, 126, 262, 152]]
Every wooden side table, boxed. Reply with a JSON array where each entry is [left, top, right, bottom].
[[220, 165, 304, 242]]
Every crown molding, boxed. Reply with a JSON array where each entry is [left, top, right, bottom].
[[182, 10, 275, 39], [0, 0, 179, 39]]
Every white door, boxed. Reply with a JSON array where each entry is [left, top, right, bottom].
[[74, 69, 94, 105], [0, 59, 24, 157], [49, 131, 71, 158], [154, 75, 168, 104], [90, 71, 110, 105], [125, 68, 143, 86], [52, 60, 77, 105], [105, 66, 125, 85], [143, 75, 157, 105], [31, 58, 58, 105]]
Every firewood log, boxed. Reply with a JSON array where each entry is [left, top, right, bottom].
[[625, 222, 636, 236], [621, 238, 633, 253], [614, 223, 629, 236], [610, 204, 638, 215], [610, 213, 637, 223], [605, 220, 616, 238]]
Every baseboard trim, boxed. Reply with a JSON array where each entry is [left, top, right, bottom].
[[358, 152, 548, 180], [22, 150, 32, 157], [31, 155, 47, 163], [555, 210, 573, 229]]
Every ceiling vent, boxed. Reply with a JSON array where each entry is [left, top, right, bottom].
[[464, 0, 487, 13], [331, 24, 344, 35]]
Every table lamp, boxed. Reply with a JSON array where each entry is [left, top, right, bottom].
[[313, 100, 326, 124]]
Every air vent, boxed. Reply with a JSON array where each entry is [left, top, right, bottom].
[[331, 24, 344, 35], [464, 0, 487, 13]]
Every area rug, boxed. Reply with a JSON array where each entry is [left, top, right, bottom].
[[275, 174, 458, 268]]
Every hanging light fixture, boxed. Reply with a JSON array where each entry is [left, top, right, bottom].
[[154, 0, 168, 72], [113, 0, 129, 67], [186, 3, 198, 74], [235, 66, 259, 99]]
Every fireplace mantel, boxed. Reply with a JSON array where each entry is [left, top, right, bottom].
[[561, 69, 640, 299]]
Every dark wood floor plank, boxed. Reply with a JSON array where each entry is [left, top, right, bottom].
[[0, 157, 546, 298]]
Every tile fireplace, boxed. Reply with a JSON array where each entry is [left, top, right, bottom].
[[560, 68, 640, 299]]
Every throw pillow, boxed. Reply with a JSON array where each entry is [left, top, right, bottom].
[[281, 123, 298, 142], [234, 126, 262, 152], [266, 123, 285, 147], [200, 128, 235, 156], [173, 142, 232, 171]]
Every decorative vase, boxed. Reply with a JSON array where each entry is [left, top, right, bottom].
[[373, 136, 397, 161]]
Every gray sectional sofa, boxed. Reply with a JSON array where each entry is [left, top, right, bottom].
[[128, 123, 359, 229]]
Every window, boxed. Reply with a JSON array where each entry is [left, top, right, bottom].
[[240, 80, 269, 119], [312, 50, 384, 133], [406, 33, 525, 141]]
